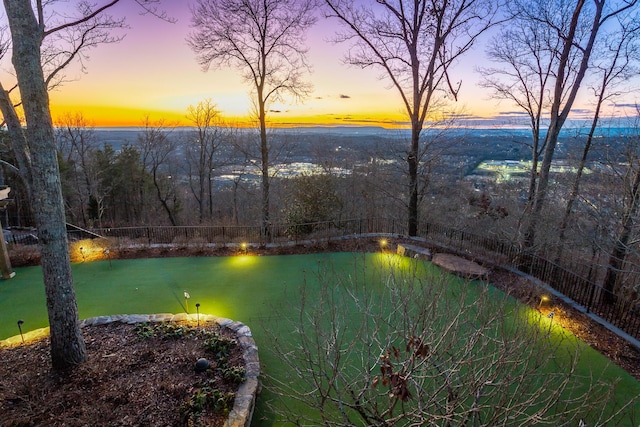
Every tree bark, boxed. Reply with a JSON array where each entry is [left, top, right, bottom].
[[557, 91, 603, 256], [3, 0, 86, 369], [152, 169, 177, 226], [602, 163, 640, 304], [408, 126, 420, 237], [523, 0, 598, 248], [259, 92, 270, 239]]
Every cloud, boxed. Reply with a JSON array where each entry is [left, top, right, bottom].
[[339, 94, 351, 99], [613, 103, 638, 108], [269, 109, 282, 113], [338, 117, 411, 126], [570, 108, 592, 114], [443, 112, 478, 119], [496, 111, 530, 117]]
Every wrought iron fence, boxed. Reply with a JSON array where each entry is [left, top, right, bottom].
[[417, 222, 640, 341], [84, 218, 638, 341]]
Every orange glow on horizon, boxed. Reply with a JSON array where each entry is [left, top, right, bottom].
[[50, 104, 191, 127], [50, 103, 417, 129]]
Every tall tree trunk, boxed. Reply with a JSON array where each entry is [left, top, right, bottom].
[[523, 119, 563, 247], [408, 125, 420, 236], [199, 167, 206, 223], [515, 127, 542, 242], [0, 83, 32, 192], [152, 169, 177, 226], [523, 0, 600, 248], [208, 169, 214, 220], [602, 163, 640, 304], [233, 179, 240, 225], [527, 133, 540, 207], [557, 94, 603, 258], [195, 139, 205, 223], [3, 0, 86, 369], [259, 96, 270, 239]]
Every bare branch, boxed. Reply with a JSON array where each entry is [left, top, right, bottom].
[[323, 0, 500, 236], [266, 260, 637, 425], [43, 0, 173, 37], [188, 0, 317, 232]]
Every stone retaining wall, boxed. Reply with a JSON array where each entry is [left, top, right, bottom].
[[0, 313, 260, 427]]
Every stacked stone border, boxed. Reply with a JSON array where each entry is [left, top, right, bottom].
[[0, 313, 260, 427]]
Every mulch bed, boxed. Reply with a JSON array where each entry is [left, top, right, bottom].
[[0, 321, 244, 427], [487, 268, 640, 380]]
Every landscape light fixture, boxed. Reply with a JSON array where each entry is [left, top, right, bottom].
[[196, 303, 201, 327], [240, 242, 248, 254], [379, 238, 388, 249], [538, 295, 550, 308], [184, 291, 190, 313], [104, 248, 112, 267], [17, 319, 24, 343]]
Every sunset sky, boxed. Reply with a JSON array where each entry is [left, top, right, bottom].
[[23, 2, 637, 128]]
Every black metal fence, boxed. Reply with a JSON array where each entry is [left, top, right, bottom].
[[84, 218, 639, 341], [415, 221, 640, 341], [89, 218, 405, 247]]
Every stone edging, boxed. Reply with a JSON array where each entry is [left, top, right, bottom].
[[0, 313, 260, 427]]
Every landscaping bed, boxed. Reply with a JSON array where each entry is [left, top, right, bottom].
[[0, 320, 246, 427]]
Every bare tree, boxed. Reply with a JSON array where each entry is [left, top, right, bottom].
[[603, 162, 640, 303], [55, 113, 102, 227], [324, 0, 499, 236], [599, 116, 640, 303], [227, 127, 259, 225], [137, 116, 181, 226], [513, 0, 639, 248], [184, 99, 228, 224], [558, 21, 640, 256], [267, 258, 638, 425], [479, 4, 562, 235], [188, 0, 316, 235], [0, 0, 169, 370]]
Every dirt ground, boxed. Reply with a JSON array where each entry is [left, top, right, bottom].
[[1, 238, 638, 427], [0, 321, 244, 427]]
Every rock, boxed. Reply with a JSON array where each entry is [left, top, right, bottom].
[[397, 243, 432, 260], [194, 357, 211, 372], [431, 253, 489, 280]]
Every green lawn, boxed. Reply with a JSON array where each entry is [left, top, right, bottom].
[[0, 252, 638, 425]]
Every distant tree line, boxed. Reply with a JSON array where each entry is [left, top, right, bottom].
[[0, 108, 407, 230]]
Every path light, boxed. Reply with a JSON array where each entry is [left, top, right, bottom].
[[104, 248, 112, 267], [379, 238, 388, 250], [184, 291, 190, 313], [240, 242, 248, 254], [196, 303, 201, 327], [17, 319, 24, 343], [538, 295, 550, 308]]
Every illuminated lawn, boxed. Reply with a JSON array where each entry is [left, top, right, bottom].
[[0, 252, 638, 425]]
